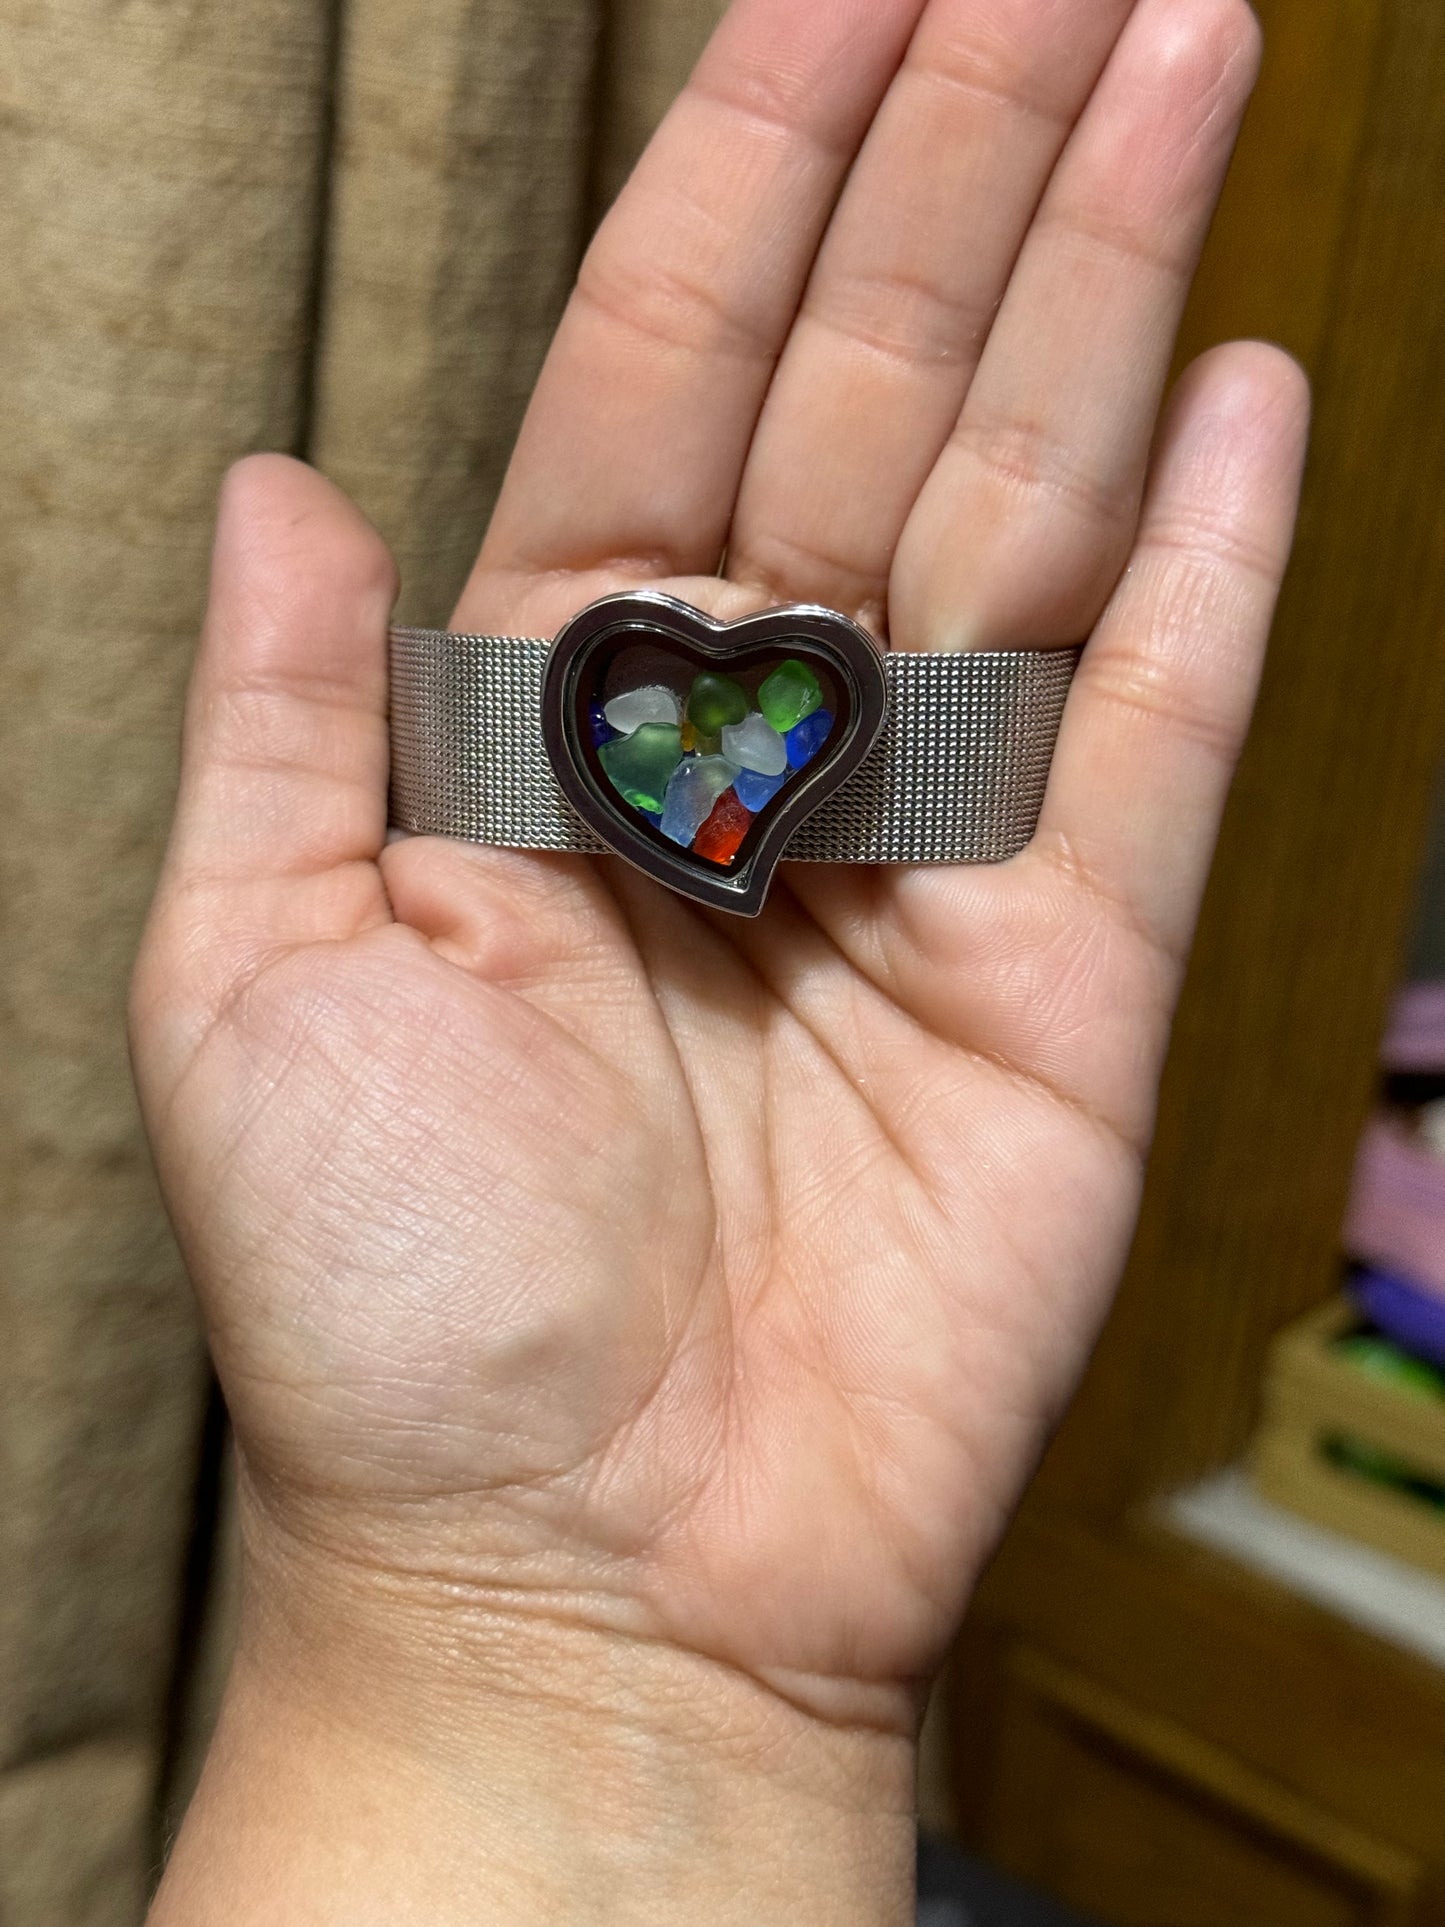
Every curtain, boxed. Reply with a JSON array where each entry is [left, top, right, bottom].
[[0, 1, 722, 1919]]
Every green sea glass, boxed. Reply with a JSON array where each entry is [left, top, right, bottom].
[[758, 659, 822, 733], [686, 672, 748, 735], [599, 724, 684, 812]]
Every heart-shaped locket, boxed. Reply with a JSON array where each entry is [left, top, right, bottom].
[[542, 593, 888, 915]]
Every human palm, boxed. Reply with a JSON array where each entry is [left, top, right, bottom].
[[134, 0, 1306, 1733]]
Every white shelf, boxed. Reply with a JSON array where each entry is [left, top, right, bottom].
[[1162, 1468, 1445, 1669]]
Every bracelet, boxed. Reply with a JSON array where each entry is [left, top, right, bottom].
[[389, 592, 1079, 915]]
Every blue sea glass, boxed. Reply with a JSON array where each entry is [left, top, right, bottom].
[[785, 707, 833, 770], [734, 766, 786, 812]]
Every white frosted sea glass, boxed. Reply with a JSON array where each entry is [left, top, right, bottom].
[[604, 684, 681, 735], [720, 711, 787, 776]]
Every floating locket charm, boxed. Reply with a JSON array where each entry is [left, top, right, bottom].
[[541, 592, 888, 915]]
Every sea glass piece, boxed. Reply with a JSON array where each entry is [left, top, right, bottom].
[[721, 711, 787, 776], [659, 754, 739, 847], [785, 707, 833, 770], [734, 766, 786, 812], [694, 788, 751, 866], [589, 700, 616, 749], [758, 659, 822, 733], [599, 724, 684, 813], [686, 672, 749, 735], [604, 684, 681, 735]]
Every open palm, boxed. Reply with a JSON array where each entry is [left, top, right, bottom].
[[134, 0, 1306, 1733]]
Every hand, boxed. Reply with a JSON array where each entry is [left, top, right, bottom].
[[134, 0, 1307, 1919]]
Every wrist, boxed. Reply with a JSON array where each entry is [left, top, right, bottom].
[[152, 1507, 920, 1926]]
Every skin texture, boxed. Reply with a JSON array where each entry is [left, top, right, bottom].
[[133, 0, 1310, 1919]]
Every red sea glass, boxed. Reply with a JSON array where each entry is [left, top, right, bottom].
[[693, 788, 751, 865]]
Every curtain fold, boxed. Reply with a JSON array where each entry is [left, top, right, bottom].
[[590, 0, 724, 220], [1, 2, 728, 1918], [0, 2, 339, 1919], [309, 0, 605, 623]]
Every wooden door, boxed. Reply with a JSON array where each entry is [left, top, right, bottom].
[[948, 1, 1445, 1918]]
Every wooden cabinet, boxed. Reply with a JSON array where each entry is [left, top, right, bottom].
[[957, 1518, 1445, 1922], [947, 2, 1445, 1917], [987, 1652, 1418, 1926]]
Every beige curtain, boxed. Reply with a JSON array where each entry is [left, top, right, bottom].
[[0, 2, 722, 1920]]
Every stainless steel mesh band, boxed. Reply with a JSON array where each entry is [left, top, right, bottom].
[[389, 627, 1081, 863]]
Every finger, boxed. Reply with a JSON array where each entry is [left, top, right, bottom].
[[777, 342, 1305, 1148], [1030, 340, 1310, 958], [456, 0, 926, 632], [894, 0, 1261, 652], [161, 455, 395, 911], [380, 834, 634, 1020], [725, 0, 1138, 631]]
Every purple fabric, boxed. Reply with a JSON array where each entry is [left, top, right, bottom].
[[1354, 1268, 1445, 1369], [1344, 1115, 1445, 1298], [1382, 981, 1445, 1073]]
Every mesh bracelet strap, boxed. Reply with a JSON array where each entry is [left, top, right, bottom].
[[389, 627, 1081, 864]]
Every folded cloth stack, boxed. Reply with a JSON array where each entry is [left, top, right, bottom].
[[1344, 981, 1445, 1369]]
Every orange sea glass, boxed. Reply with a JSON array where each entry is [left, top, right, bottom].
[[693, 788, 750, 865]]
